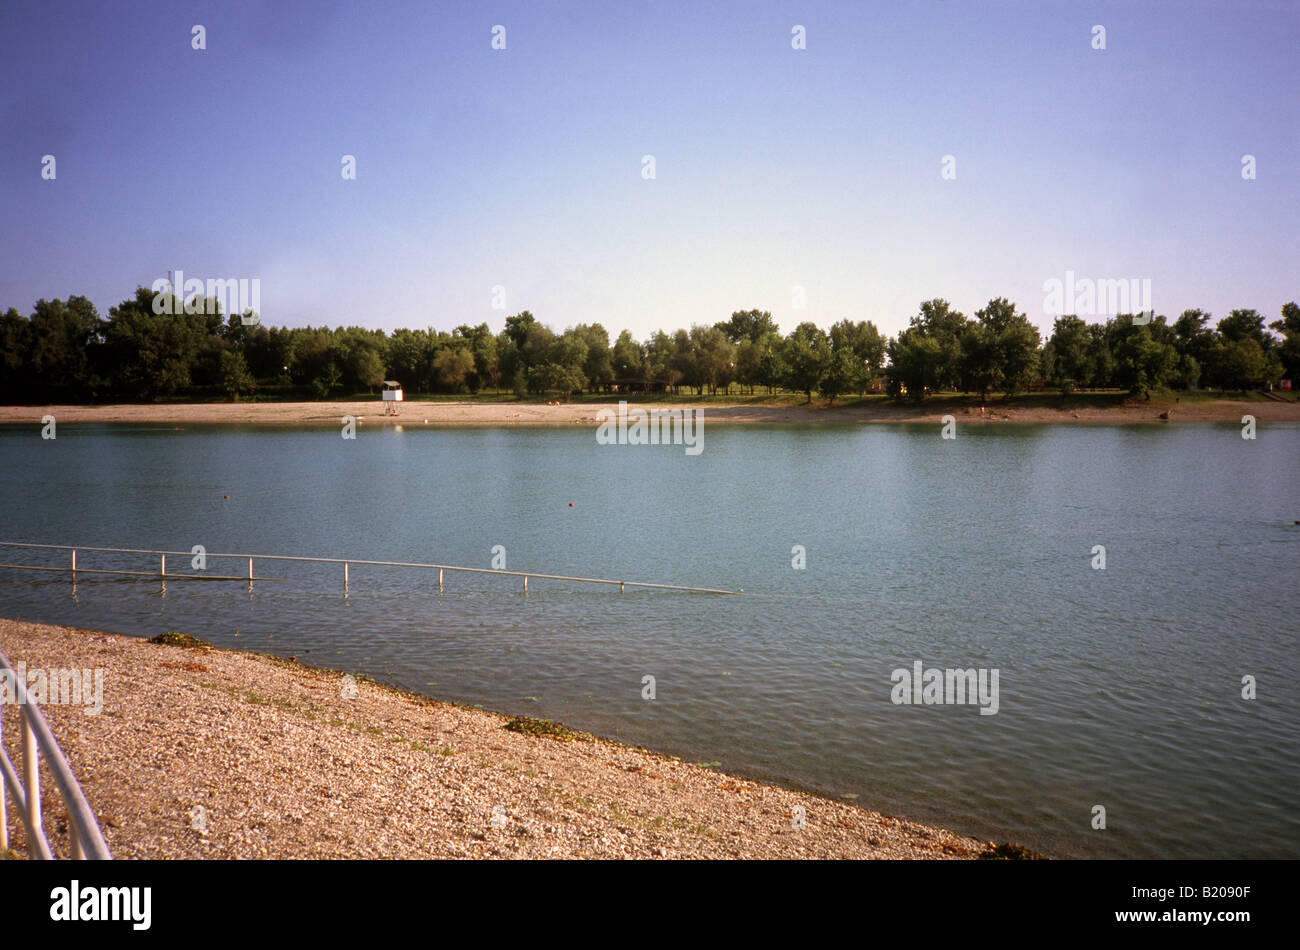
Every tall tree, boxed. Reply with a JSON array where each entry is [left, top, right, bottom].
[[610, 329, 644, 383], [783, 323, 829, 402], [689, 324, 735, 394], [716, 309, 779, 344], [886, 329, 944, 401], [913, 298, 967, 390], [1268, 301, 1300, 381], [1043, 315, 1089, 392], [829, 319, 885, 394], [1112, 323, 1178, 397]]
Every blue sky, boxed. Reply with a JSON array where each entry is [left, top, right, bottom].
[[1, 0, 1296, 339]]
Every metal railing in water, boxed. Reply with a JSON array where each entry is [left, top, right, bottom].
[[0, 541, 744, 596], [0, 648, 113, 859]]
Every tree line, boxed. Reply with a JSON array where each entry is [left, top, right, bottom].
[[1, 285, 1296, 403]]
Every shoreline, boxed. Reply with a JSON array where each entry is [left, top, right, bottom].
[[0, 619, 993, 860], [2, 396, 1298, 428]]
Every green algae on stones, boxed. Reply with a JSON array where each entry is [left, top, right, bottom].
[[149, 632, 212, 649], [503, 716, 592, 742]]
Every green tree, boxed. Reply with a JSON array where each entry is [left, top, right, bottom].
[[455, 323, 499, 392], [101, 287, 210, 398], [645, 331, 682, 391], [817, 347, 858, 404], [432, 345, 476, 392], [1217, 309, 1270, 346], [611, 329, 644, 383], [388, 329, 430, 393], [311, 360, 342, 398], [784, 323, 829, 402], [1043, 315, 1089, 392], [0, 307, 33, 400], [496, 335, 525, 394], [1204, 338, 1279, 390], [689, 324, 735, 394], [950, 298, 1041, 400], [1173, 309, 1215, 366], [670, 329, 700, 393], [886, 330, 943, 401], [716, 309, 779, 344], [1084, 323, 1115, 388], [503, 311, 539, 350], [997, 317, 1041, 396], [219, 349, 256, 400], [571, 324, 613, 393], [355, 347, 385, 392], [1112, 324, 1178, 397], [829, 319, 885, 393], [913, 298, 968, 390], [528, 361, 586, 400], [958, 321, 1000, 402], [734, 337, 764, 394], [547, 332, 590, 394], [755, 332, 788, 393], [27, 295, 102, 397], [1267, 302, 1300, 382]]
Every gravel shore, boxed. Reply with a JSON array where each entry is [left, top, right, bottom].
[[3, 396, 1296, 429], [0, 619, 985, 860]]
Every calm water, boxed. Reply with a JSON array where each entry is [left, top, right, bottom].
[[1, 421, 1296, 858]]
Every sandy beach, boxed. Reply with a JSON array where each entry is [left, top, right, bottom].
[[3, 396, 1296, 429], [0, 619, 990, 860]]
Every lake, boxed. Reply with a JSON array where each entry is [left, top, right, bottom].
[[1, 420, 1296, 858]]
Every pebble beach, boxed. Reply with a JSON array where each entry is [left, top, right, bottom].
[[0, 619, 988, 860]]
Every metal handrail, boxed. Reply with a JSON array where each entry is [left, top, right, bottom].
[[0, 541, 743, 595], [0, 647, 113, 860]]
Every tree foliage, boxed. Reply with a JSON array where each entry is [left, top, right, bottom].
[[0, 286, 1291, 404]]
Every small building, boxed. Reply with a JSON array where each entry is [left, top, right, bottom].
[[381, 380, 403, 415]]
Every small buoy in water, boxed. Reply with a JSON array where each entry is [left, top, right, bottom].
[[569, 502, 574, 507], [223, 495, 229, 500]]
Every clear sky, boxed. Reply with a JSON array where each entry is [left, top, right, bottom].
[[1, 0, 1296, 339]]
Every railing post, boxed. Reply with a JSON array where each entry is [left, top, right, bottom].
[[20, 707, 42, 851], [248, 556, 254, 591], [344, 562, 349, 593], [620, 582, 625, 593], [70, 548, 76, 575], [523, 575, 528, 593], [0, 710, 7, 852], [438, 568, 443, 591]]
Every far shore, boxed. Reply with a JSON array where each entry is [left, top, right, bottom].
[[3, 395, 1297, 429], [0, 619, 990, 859]]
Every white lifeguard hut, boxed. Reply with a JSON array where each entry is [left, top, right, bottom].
[[381, 380, 403, 416]]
